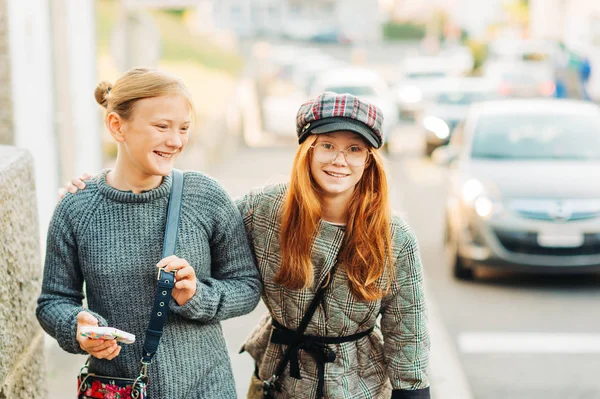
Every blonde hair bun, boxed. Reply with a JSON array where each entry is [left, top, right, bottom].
[[94, 81, 112, 108]]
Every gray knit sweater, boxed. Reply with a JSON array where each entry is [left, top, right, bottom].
[[36, 170, 261, 398]]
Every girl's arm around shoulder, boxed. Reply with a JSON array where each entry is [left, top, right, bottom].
[[169, 172, 262, 322], [36, 191, 108, 354], [234, 183, 287, 219], [381, 217, 431, 398], [234, 182, 288, 240]]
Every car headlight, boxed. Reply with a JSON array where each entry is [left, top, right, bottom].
[[461, 179, 502, 219], [474, 196, 494, 218], [397, 86, 422, 104], [423, 115, 450, 139], [461, 179, 484, 204]]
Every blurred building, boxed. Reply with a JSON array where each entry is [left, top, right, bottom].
[[207, 0, 383, 42], [3, 0, 101, 243], [390, 0, 503, 38], [530, 0, 600, 46], [448, 0, 503, 38]]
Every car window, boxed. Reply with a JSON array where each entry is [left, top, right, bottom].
[[324, 86, 378, 96], [471, 113, 600, 160], [436, 91, 495, 105], [407, 72, 446, 79]]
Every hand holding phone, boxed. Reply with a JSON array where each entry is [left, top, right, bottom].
[[76, 312, 122, 360], [80, 326, 136, 344]]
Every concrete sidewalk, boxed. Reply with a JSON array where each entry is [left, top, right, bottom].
[[45, 283, 472, 399]]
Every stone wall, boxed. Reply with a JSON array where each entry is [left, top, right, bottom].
[[0, 146, 46, 399]]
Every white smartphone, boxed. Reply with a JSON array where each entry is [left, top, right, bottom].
[[80, 326, 135, 344]]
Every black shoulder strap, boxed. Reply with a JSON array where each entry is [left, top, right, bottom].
[[271, 258, 340, 381], [141, 169, 184, 365]]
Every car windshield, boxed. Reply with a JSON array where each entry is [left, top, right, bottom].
[[407, 72, 446, 79], [471, 113, 600, 160], [436, 91, 494, 105], [324, 86, 377, 96], [501, 68, 552, 83]]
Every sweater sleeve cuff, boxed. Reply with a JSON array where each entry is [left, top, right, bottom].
[[391, 387, 430, 399], [169, 279, 205, 320]]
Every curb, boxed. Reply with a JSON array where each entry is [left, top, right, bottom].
[[425, 277, 474, 399]]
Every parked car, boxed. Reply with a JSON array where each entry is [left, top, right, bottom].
[[483, 61, 556, 98], [310, 30, 352, 45], [396, 57, 451, 121], [433, 99, 600, 280], [438, 45, 475, 74], [310, 67, 399, 148], [260, 49, 343, 138], [261, 91, 306, 138], [421, 77, 499, 156]]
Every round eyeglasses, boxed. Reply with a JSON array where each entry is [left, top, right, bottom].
[[310, 142, 370, 167]]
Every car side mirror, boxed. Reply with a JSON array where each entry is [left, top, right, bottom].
[[431, 145, 458, 167]]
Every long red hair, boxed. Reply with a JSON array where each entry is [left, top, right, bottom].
[[275, 135, 393, 301]]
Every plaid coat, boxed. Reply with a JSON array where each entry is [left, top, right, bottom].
[[237, 183, 430, 399]]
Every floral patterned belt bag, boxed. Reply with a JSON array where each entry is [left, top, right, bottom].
[[77, 169, 184, 399]]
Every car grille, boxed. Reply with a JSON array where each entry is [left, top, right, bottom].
[[510, 199, 600, 222], [516, 210, 600, 222], [495, 230, 600, 256]]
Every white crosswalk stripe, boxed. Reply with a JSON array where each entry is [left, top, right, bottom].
[[458, 332, 600, 354]]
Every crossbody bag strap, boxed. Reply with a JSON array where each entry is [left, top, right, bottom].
[[265, 255, 342, 390], [141, 169, 184, 365]]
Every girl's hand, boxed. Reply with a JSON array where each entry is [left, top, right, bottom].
[[58, 172, 95, 200], [157, 256, 197, 306], [76, 311, 121, 360]]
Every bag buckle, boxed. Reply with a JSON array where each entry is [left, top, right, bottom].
[[127, 360, 149, 399], [141, 363, 148, 378], [263, 375, 279, 393], [139, 360, 151, 378], [157, 267, 176, 282]]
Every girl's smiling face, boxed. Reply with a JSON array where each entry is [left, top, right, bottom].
[[309, 130, 370, 200], [112, 95, 191, 177]]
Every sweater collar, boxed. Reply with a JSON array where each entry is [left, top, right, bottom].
[[96, 169, 172, 203]]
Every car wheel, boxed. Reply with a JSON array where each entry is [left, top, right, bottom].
[[453, 254, 474, 280], [445, 218, 474, 280]]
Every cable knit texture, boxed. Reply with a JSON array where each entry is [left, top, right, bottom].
[[36, 170, 261, 398]]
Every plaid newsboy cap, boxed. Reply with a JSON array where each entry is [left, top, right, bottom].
[[296, 91, 384, 148]]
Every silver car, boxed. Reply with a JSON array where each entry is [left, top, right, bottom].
[[434, 99, 600, 280], [421, 77, 499, 156]]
